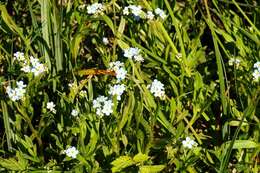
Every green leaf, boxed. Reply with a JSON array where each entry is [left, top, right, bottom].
[[86, 128, 98, 156], [215, 29, 234, 42], [117, 17, 126, 37], [0, 5, 23, 36], [0, 152, 28, 171], [39, 0, 51, 70], [133, 153, 149, 163], [157, 110, 175, 135], [139, 165, 165, 173], [71, 33, 84, 60], [226, 140, 259, 149], [119, 91, 135, 131], [1, 101, 12, 149], [111, 156, 135, 173], [102, 15, 115, 34]]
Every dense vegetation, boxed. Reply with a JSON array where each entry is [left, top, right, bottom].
[[0, 0, 259, 172]]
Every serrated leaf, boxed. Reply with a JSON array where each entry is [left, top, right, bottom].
[[139, 165, 165, 173], [111, 156, 135, 173], [133, 153, 149, 163], [0, 157, 27, 171]]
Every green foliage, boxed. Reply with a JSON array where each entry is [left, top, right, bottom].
[[0, 0, 259, 172]]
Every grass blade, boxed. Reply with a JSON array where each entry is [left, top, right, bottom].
[[1, 101, 12, 150], [39, 0, 51, 70]]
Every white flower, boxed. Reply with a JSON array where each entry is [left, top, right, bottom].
[[228, 58, 241, 66], [21, 65, 31, 73], [182, 137, 197, 149], [123, 7, 130, 15], [123, 47, 140, 59], [133, 54, 144, 62], [96, 95, 108, 103], [148, 79, 166, 99], [6, 87, 18, 101], [102, 37, 109, 45], [93, 96, 113, 116], [47, 102, 56, 114], [29, 56, 47, 76], [87, 3, 104, 15], [71, 109, 79, 117], [115, 68, 127, 81], [18, 56, 47, 76], [93, 96, 106, 110], [14, 52, 47, 76], [155, 8, 166, 19], [14, 52, 25, 62], [252, 61, 260, 81], [93, 99, 101, 109], [146, 11, 154, 20], [109, 61, 124, 71], [109, 61, 127, 81], [30, 56, 39, 67], [129, 5, 142, 17], [6, 81, 27, 101], [16, 81, 26, 89], [102, 100, 113, 116], [109, 84, 126, 100], [123, 47, 144, 62], [31, 63, 47, 76], [123, 5, 143, 17], [79, 90, 87, 97], [14, 87, 26, 99], [65, 146, 79, 159], [253, 62, 260, 69], [68, 82, 77, 88]]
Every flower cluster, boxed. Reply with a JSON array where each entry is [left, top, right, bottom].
[[228, 58, 241, 67], [14, 52, 25, 62], [71, 109, 79, 117], [182, 137, 197, 149], [93, 61, 128, 116], [123, 5, 144, 18], [47, 101, 56, 114], [146, 11, 155, 20], [123, 5, 166, 20], [154, 8, 167, 20], [102, 37, 109, 45], [79, 90, 87, 98], [93, 96, 114, 116], [253, 61, 260, 81], [14, 52, 47, 76], [87, 3, 104, 15], [109, 84, 126, 101], [109, 61, 127, 81], [147, 79, 166, 100], [68, 81, 77, 89], [6, 81, 27, 101], [64, 146, 79, 159], [123, 47, 144, 62]]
